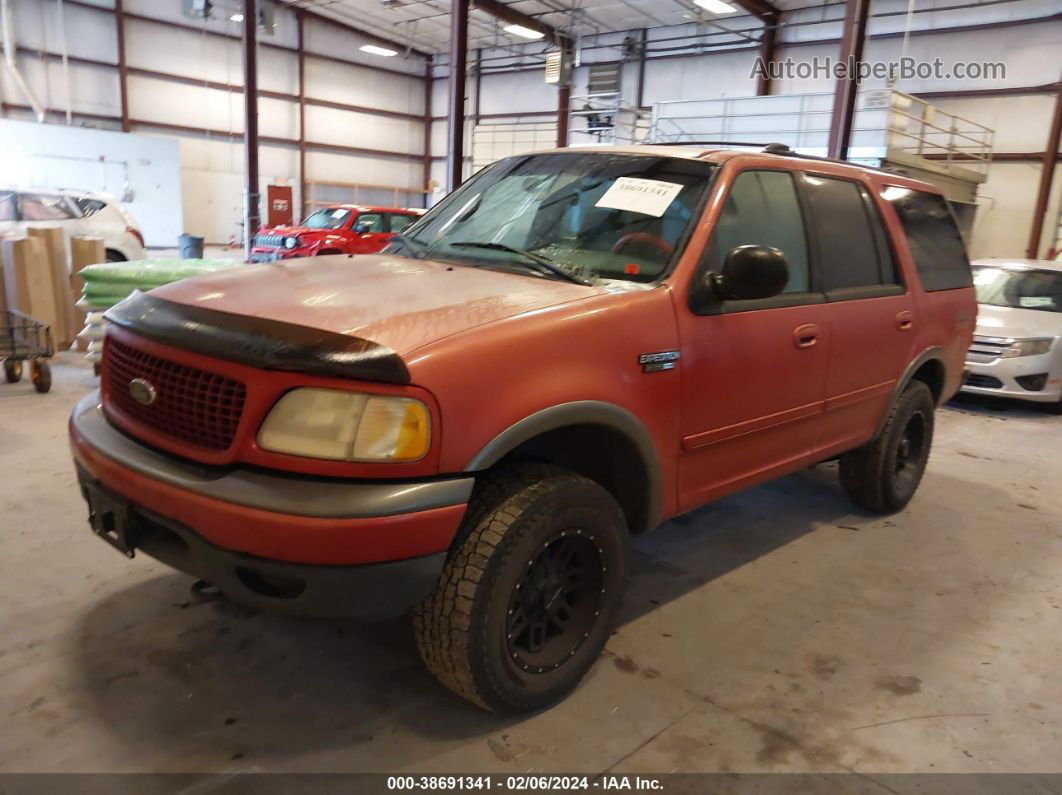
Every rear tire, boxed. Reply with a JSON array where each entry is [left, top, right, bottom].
[[105, 250, 126, 263], [4, 360, 22, 383], [839, 380, 935, 514], [414, 463, 628, 714]]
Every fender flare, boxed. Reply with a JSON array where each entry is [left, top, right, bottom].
[[872, 346, 946, 440], [465, 401, 663, 532]]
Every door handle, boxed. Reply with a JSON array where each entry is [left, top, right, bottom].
[[896, 310, 914, 331], [793, 323, 819, 349]]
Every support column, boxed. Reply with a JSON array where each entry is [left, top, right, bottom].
[[446, 0, 469, 193], [115, 0, 130, 131], [423, 57, 433, 205], [557, 84, 571, 148], [826, 0, 869, 160], [755, 14, 778, 97], [556, 39, 574, 147], [1026, 78, 1062, 258], [635, 28, 648, 109], [242, 0, 260, 260], [296, 10, 306, 219]]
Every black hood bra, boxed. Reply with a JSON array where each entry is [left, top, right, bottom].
[[105, 291, 411, 385]]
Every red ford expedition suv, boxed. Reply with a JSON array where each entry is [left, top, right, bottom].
[[250, 205, 421, 262], [71, 146, 975, 713]]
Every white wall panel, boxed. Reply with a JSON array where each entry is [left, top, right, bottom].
[[478, 71, 555, 116], [304, 57, 424, 115], [642, 49, 761, 104], [257, 49, 300, 96], [128, 75, 245, 132], [123, 0, 298, 50], [125, 17, 244, 87], [10, 0, 115, 62], [6, 57, 120, 117], [969, 162, 1061, 260], [305, 150, 421, 190], [177, 139, 299, 244], [2, 118, 182, 247], [304, 105, 422, 156]]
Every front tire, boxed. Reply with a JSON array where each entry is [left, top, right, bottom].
[[839, 380, 935, 514], [415, 464, 628, 713]]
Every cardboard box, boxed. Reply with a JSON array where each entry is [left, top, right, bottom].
[[1, 236, 60, 334], [27, 225, 76, 349], [70, 236, 106, 352]]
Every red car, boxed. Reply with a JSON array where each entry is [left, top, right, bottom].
[[250, 205, 422, 262]]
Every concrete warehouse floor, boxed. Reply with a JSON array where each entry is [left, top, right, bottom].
[[2, 352, 1061, 775]]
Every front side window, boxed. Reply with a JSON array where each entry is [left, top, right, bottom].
[[884, 187, 971, 291], [301, 208, 351, 229], [18, 193, 76, 221], [354, 213, 386, 233], [703, 170, 810, 294], [974, 266, 1062, 314], [396, 153, 715, 283]]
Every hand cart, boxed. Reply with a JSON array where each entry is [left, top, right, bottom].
[[1, 309, 54, 393]]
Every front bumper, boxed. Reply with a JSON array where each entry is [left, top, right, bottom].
[[961, 355, 1062, 403], [249, 248, 302, 263], [70, 392, 472, 617]]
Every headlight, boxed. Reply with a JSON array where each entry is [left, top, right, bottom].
[[1002, 338, 1054, 358], [257, 388, 430, 461], [283, 236, 299, 249]]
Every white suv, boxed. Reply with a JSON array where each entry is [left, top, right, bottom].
[[963, 258, 1062, 413], [0, 188, 146, 262]]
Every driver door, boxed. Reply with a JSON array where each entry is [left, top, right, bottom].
[[348, 212, 389, 253], [675, 167, 831, 511]]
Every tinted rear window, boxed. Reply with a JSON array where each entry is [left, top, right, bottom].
[[805, 175, 898, 290], [884, 187, 971, 291]]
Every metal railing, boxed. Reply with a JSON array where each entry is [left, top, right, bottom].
[[646, 89, 993, 177]]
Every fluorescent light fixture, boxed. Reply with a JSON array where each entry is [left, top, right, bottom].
[[693, 0, 737, 13], [360, 44, 398, 57], [503, 24, 545, 39], [230, 12, 244, 21]]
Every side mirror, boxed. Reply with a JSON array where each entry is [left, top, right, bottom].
[[354, 223, 370, 235], [711, 244, 789, 301]]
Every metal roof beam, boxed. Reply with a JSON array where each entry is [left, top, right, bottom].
[[469, 0, 564, 41], [731, 0, 780, 23]]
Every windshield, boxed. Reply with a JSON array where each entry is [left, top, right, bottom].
[[301, 208, 351, 229], [974, 266, 1062, 314], [394, 152, 716, 283]]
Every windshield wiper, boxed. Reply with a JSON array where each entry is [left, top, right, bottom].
[[446, 241, 591, 286], [388, 233, 429, 259]]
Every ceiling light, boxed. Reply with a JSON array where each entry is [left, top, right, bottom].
[[360, 44, 398, 56], [693, 0, 737, 13], [503, 24, 545, 39], [230, 12, 244, 21]]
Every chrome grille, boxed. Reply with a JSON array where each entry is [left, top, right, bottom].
[[966, 335, 1011, 364], [254, 233, 286, 248]]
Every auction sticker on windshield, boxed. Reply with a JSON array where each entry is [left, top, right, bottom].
[[595, 177, 684, 217]]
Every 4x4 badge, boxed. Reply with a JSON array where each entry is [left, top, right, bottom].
[[639, 351, 680, 373]]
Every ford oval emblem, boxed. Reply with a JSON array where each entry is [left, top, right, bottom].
[[129, 378, 157, 406]]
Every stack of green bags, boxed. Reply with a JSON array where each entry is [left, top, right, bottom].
[[78, 258, 244, 311]]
